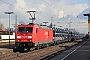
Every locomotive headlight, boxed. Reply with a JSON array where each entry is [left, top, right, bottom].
[[28, 36, 32, 38], [17, 40, 20, 42], [29, 40, 32, 42], [17, 36, 21, 38]]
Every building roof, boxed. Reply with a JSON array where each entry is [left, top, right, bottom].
[[0, 28, 3, 31]]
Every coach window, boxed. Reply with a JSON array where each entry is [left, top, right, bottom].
[[60, 34, 62, 36], [62, 34, 64, 37]]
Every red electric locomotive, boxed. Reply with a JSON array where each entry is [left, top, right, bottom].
[[14, 23, 53, 51]]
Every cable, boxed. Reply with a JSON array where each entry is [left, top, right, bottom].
[[0, 0, 25, 10], [0, 0, 51, 21], [41, 0, 59, 12], [0, 0, 63, 24], [42, 0, 55, 9]]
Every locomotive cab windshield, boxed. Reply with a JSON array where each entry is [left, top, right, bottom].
[[18, 27, 33, 33]]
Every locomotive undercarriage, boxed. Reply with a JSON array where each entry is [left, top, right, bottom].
[[13, 37, 76, 52], [13, 41, 54, 52], [13, 42, 34, 52]]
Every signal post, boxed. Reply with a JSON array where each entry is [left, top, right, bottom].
[[83, 13, 90, 37]]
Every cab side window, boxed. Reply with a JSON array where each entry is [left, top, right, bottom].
[[36, 28, 38, 33]]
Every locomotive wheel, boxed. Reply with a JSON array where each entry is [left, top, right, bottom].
[[20, 48, 24, 53], [36, 45, 40, 50], [56, 41, 59, 45], [13, 48, 19, 52], [27, 48, 30, 51], [71, 38, 75, 42], [46, 43, 49, 47], [52, 43, 55, 46], [41, 44, 45, 48]]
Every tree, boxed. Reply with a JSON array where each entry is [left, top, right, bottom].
[[0, 22, 4, 29]]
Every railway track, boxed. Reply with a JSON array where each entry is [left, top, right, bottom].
[[0, 39, 82, 60]]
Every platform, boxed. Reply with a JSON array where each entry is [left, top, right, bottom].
[[0, 44, 15, 55], [50, 38, 90, 60]]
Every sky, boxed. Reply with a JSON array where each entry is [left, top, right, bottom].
[[0, 0, 89, 34]]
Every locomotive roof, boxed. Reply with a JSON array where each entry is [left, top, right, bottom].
[[18, 23, 38, 27], [39, 25, 52, 29], [18, 23, 51, 29]]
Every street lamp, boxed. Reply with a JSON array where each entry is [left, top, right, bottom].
[[51, 17, 53, 28], [4, 12, 14, 46]]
